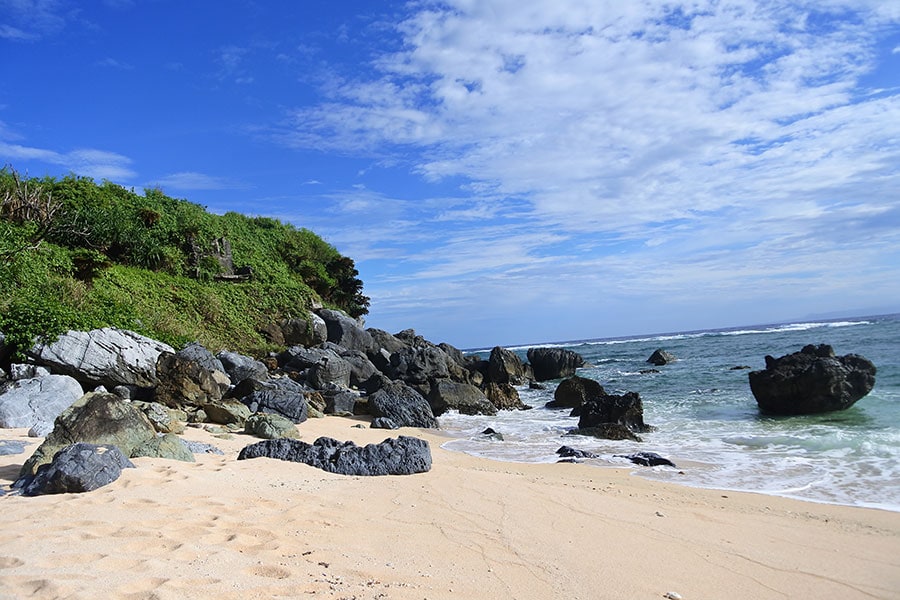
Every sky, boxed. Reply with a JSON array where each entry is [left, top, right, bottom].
[[2, 0, 899, 349]]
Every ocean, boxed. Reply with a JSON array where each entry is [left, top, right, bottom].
[[438, 314, 900, 512]]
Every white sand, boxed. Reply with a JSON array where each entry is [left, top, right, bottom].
[[1, 416, 898, 599]]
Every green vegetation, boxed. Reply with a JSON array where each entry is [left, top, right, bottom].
[[0, 167, 369, 358]]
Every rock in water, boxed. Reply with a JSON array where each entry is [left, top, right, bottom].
[[615, 452, 676, 467], [19, 443, 134, 496], [749, 344, 876, 415], [237, 436, 432, 475], [527, 347, 585, 381], [647, 349, 676, 366]]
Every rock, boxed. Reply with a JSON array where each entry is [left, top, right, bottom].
[[9, 364, 51, 380], [615, 452, 676, 467], [176, 342, 227, 375], [0, 374, 84, 430], [427, 380, 497, 416], [240, 387, 310, 424], [647, 349, 676, 366], [546, 375, 604, 410], [19, 392, 157, 478], [203, 399, 251, 426], [183, 440, 224, 455], [237, 435, 432, 476], [131, 433, 195, 462], [18, 442, 134, 496], [488, 346, 527, 384], [323, 390, 358, 415], [484, 382, 529, 411], [556, 446, 598, 459], [279, 314, 328, 347], [28, 327, 174, 389], [568, 424, 642, 442], [366, 328, 408, 372], [28, 422, 54, 437], [154, 351, 228, 412], [309, 354, 352, 389], [133, 401, 186, 434], [527, 347, 585, 381], [244, 413, 300, 440], [389, 345, 451, 385], [216, 350, 269, 384], [578, 390, 651, 433], [340, 350, 380, 388], [481, 427, 504, 441], [371, 417, 399, 430], [749, 344, 877, 415], [317, 309, 374, 353], [368, 381, 438, 429]]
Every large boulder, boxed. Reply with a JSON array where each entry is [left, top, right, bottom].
[[317, 309, 373, 353], [244, 413, 300, 440], [308, 354, 352, 389], [368, 381, 438, 429], [388, 345, 450, 385], [527, 347, 585, 381], [546, 375, 604, 410], [239, 388, 309, 424], [216, 350, 269, 384], [577, 390, 650, 433], [0, 374, 84, 431], [749, 344, 877, 415], [237, 435, 432, 476], [647, 349, 676, 366], [276, 314, 328, 347], [427, 380, 497, 416], [154, 351, 229, 412], [17, 442, 134, 496], [20, 392, 157, 478], [176, 342, 227, 375], [484, 382, 529, 411], [488, 347, 528, 385], [131, 433, 195, 462], [366, 328, 409, 372], [28, 328, 174, 389]]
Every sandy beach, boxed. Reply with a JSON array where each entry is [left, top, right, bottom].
[[1, 416, 897, 600]]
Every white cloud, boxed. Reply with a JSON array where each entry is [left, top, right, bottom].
[[0, 139, 136, 180], [150, 171, 243, 191]]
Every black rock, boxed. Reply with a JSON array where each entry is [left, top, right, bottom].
[[527, 347, 585, 381], [237, 436, 432, 476], [749, 344, 876, 415], [556, 445, 598, 459], [568, 424, 642, 442], [546, 375, 605, 410], [371, 417, 399, 430], [481, 427, 504, 441], [615, 452, 676, 467], [647, 349, 676, 366], [578, 390, 650, 433], [368, 381, 438, 429], [240, 388, 309, 424], [18, 442, 134, 496]]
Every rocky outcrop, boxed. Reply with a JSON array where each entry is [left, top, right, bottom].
[[546, 375, 604, 410], [153, 351, 229, 413], [427, 380, 497, 416], [264, 314, 328, 347], [216, 350, 268, 384], [0, 374, 84, 431], [484, 382, 529, 411], [389, 345, 450, 385], [488, 347, 527, 385], [317, 309, 373, 353], [527, 347, 585, 381], [368, 381, 438, 429], [749, 344, 877, 415], [17, 442, 134, 496], [20, 392, 157, 477], [577, 390, 650, 433], [647, 349, 676, 366], [28, 327, 174, 389], [237, 435, 432, 476], [239, 387, 309, 423]]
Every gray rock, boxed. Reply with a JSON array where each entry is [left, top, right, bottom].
[[28, 422, 54, 437], [324, 390, 358, 415], [240, 388, 309, 423], [9, 364, 51, 380], [177, 342, 227, 375], [317, 309, 374, 353], [28, 328, 174, 388], [216, 350, 269, 384], [389, 345, 451, 384], [427, 380, 496, 416], [183, 440, 224, 455], [0, 374, 84, 430], [202, 399, 251, 426], [527, 347, 585, 381], [19, 442, 135, 496], [237, 435, 431, 476], [244, 413, 300, 440], [578, 390, 651, 433], [309, 354, 352, 389], [749, 344, 877, 415], [131, 433, 195, 462], [370, 417, 399, 430], [488, 346, 528, 385], [280, 314, 328, 347], [368, 381, 438, 429]]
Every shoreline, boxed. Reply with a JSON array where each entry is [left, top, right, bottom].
[[2, 416, 899, 599]]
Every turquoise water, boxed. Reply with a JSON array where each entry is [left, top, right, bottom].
[[440, 315, 900, 511]]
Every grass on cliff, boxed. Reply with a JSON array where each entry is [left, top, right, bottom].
[[0, 167, 368, 358]]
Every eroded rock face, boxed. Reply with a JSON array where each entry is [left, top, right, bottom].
[[527, 347, 585, 381], [749, 344, 876, 415], [237, 436, 432, 476], [488, 347, 527, 385], [29, 328, 174, 389]]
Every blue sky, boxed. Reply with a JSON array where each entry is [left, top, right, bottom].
[[2, 1, 899, 348]]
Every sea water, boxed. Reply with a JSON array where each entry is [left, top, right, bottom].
[[439, 315, 900, 511]]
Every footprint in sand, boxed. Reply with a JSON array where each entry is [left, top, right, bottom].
[[247, 564, 291, 579], [0, 556, 25, 568]]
